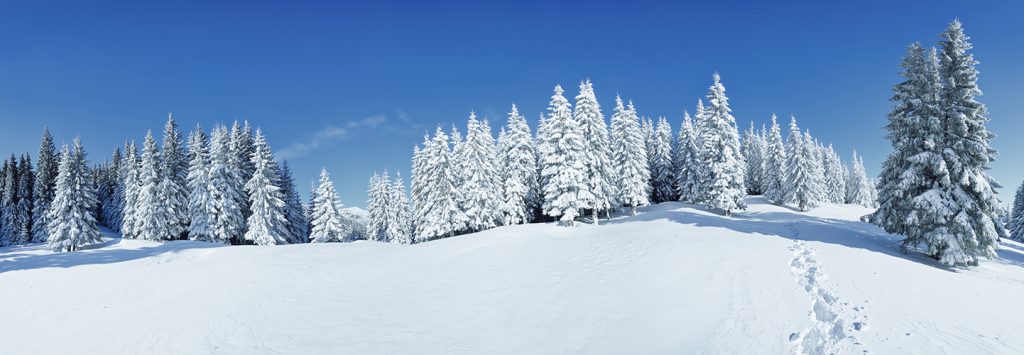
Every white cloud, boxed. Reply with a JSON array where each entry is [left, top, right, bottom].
[[277, 114, 389, 159]]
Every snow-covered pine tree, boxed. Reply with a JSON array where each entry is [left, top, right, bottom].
[[244, 129, 289, 245], [231, 120, 256, 222], [31, 128, 59, 242], [121, 141, 141, 239], [102, 148, 123, 231], [159, 114, 189, 240], [309, 168, 349, 243], [574, 79, 614, 223], [416, 128, 468, 240], [0, 157, 17, 246], [277, 162, 309, 243], [742, 122, 767, 195], [539, 85, 587, 226], [649, 117, 676, 203], [784, 117, 818, 211], [448, 125, 469, 233], [460, 113, 501, 231], [697, 74, 747, 214], [498, 104, 538, 225], [366, 171, 390, 242], [674, 110, 701, 203], [134, 131, 166, 241], [846, 150, 875, 207], [763, 115, 787, 204], [386, 171, 413, 244], [822, 144, 847, 203], [805, 131, 827, 204], [186, 125, 216, 242], [209, 126, 246, 244], [872, 42, 935, 235], [13, 155, 34, 244], [1009, 181, 1024, 241], [609, 96, 650, 215], [47, 139, 101, 252], [410, 138, 428, 237]]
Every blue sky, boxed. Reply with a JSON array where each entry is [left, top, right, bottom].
[[2, 0, 1022, 207]]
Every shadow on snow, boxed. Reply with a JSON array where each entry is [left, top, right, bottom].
[[0, 236, 222, 274]]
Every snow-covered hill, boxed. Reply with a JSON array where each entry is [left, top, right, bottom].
[[2, 197, 1023, 354]]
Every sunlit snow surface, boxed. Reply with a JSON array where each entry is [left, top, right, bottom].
[[3, 197, 1023, 354]]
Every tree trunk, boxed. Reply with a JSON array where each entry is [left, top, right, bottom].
[[631, 206, 637, 216], [593, 210, 599, 226]]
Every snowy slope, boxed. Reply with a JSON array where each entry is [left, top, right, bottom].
[[2, 197, 1024, 354]]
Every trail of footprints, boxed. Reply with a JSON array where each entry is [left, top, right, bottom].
[[788, 240, 868, 355]]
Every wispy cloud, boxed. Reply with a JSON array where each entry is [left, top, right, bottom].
[[277, 114, 392, 159]]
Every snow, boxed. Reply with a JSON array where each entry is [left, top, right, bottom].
[[3, 197, 1024, 354]]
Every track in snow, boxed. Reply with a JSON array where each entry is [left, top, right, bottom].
[[788, 240, 867, 355]]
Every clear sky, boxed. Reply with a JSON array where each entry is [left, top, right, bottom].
[[2, 0, 1022, 208]]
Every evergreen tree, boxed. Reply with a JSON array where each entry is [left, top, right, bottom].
[[386, 171, 413, 244], [785, 117, 818, 211], [209, 126, 246, 244], [244, 129, 289, 245], [742, 122, 767, 195], [186, 125, 216, 242], [121, 141, 141, 239], [31, 128, 59, 242], [649, 117, 675, 203], [460, 113, 501, 231], [102, 148, 123, 231], [539, 85, 587, 226], [159, 114, 189, 240], [574, 79, 614, 223], [14, 155, 34, 244], [366, 171, 390, 242], [1009, 181, 1024, 241], [0, 157, 17, 246], [416, 128, 468, 240], [47, 139, 101, 252], [609, 96, 650, 215], [135, 131, 165, 241], [846, 150, 876, 207], [278, 162, 309, 243], [498, 104, 538, 225], [697, 74, 747, 214], [410, 139, 428, 236], [309, 168, 349, 243], [822, 145, 847, 203], [231, 121, 256, 221], [641, 115, 656, 199], [674, 110, 701, 203]]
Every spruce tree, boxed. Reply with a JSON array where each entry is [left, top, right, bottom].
[[367, 171, 390, 241], [1009, 181, 1024, 241], [47, 139, 101, 252], [742, 122, 767, 195], [309, 168, 348, 243], [14, 155, 34, 244], [846, 150, 876, 207], [460, 113, 501, 231], [763, 114, 787, 204], [674, 110, 701, 203], [785, 118, 816, 211], [386, 171, 413, 244], [0, 157, 17, 246], [539, 85, 587, 226], [697, 74, 747, 214], [278, 162, 309, 243], [649, 117, 675, 203], [822, 145, 847, 204], [609, 96, 650, 215], [574, 79, 614, 223], [159, 114, 189, 240], [244, 130, 289, 245], [121, 141, 141, 239], [209, 126, 246, 244], [134, 131, 165, 241], [416, 128, 468, 240], [498, 104, 538, 225], [186, 126, 216, 242], [31, 128, 59, 242]]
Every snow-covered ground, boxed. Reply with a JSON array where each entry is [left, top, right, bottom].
[[2, 197, 1023, 354]]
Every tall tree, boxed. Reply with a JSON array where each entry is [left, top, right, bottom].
[[14, 155, 34, 244], [742, 122, 767, 195], [31, 128, 59, 242], [609, 96, 650, 215], [574, 79, 614, 223], [415, 128, 468, 240], [785, 117, 818, 211], [0, 156, 17, 246], [278, 162, 309, 243], [186, 125, 216, 242], [159, 114, 189, 240], [386, 172, 413, 244], [366, 171, 390, 242], [460, 113, 501, 231], [244, 129, 289, 245], [121, 141, 141, 239], [674, 110, 701, 203], [822, 145, 847, 204], [697, 73, 747, 214], [309, 168, 349, 243], [47, 139, 101, 252], [209, 126, 246, 244], [846, 150, 876, 207], [539, 85, 587, 226], [1009, 181, 1024, 241], [649, 117, 675, 203], [498, 104, 538, 225], [135, 131, 165, 241]]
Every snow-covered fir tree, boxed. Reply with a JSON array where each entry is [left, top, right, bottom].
[[31, 128, 58, 242], [47, 139, 101, 252], [641, 115, 656, 198], [386, 171, 413, 244], [186, 125, 216, 242], [697, 74, 747, 214], [309, 168, 349, 243], [741, 122, 767, 195], [609, 96, 650, 215], [12, 155, 34, 244], [822, 144, 847, 204], [784, 117, 820, 211], [208, 126, 246, 244], [1009, 181, 1024, 241], [102, 148, 123, 231], [539, 85, 588, 226], [674, 110, 701, 203], [498, 104, 538, 225], [410, 139, 428, 235], [159, 114, 189, 240], [277, 162, 309, 243], [574, 79, 614, 223], [366, 171, 390, 242], [134, 131, 165, 241], [649, 117, 675, 203], [0, 157, 18, 246], [805, 131, 827, 204], [763, 114, 787, 204], [120, 141, 141, 239], [415, 128, 468, 240], [243, 129, 289, 245], [459, 112, 501, 231], [846, 150, 875, 207], [231, 120, 256, 221]]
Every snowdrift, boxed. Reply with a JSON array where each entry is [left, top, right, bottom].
[[2, 197, 1024, 354]]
